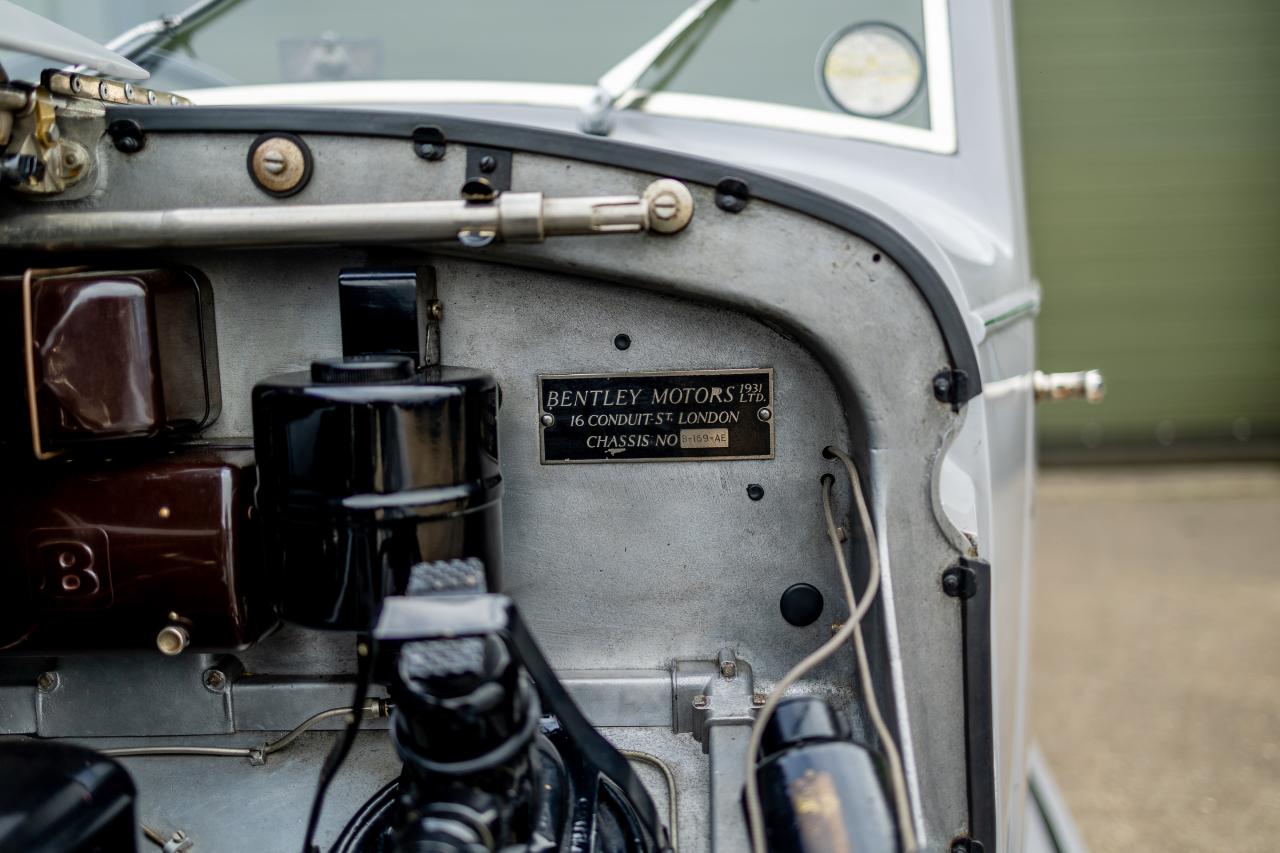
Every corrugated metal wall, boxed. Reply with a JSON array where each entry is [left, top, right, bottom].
[[1014, 0, 1280, 457]]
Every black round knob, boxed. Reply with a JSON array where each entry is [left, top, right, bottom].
[[779, 582, 824, 627], [310, 355, 415, 384]]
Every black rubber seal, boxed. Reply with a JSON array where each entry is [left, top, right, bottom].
[[106, 105, 981, 400], [953, 557, 996, 851]]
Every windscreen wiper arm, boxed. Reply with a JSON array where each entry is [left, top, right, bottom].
[[578, 0, 729, 136], [74, 0, 242, 71]]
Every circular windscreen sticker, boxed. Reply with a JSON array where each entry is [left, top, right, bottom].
[[820, 23, 924, 118]]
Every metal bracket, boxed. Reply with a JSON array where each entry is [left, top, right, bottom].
[[674, 651, 756, 852], [466, 146, 512, 194], [944, 557, 996, 852], [33, 653, 233, 738], [3, 88, 91, 194], [412, 125, 446, 161]]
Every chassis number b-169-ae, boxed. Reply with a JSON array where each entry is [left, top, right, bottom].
[[538, 369, 775, 464]]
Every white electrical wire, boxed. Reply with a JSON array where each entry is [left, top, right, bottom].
[[742, 446, 917, 853], [824, 446, 917, 852]]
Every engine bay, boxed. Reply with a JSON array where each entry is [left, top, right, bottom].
[[0, 102, 987, 853]]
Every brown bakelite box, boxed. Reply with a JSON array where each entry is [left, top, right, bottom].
[[0, 268, 221, 457], [0, 447, 274, 653]]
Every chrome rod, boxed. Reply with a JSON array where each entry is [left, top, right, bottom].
[[0, 185, 693, 251]]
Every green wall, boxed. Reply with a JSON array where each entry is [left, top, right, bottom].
[[1015, 0, 1280, 456]]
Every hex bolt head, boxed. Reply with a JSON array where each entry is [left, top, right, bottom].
[[692, 694, 709, 709], [942, 573, 962, 595], [540, 413, 555, 428], [720, 659, 737, 679], [36, 671, 59, 693], [751, 693, 767, 707]]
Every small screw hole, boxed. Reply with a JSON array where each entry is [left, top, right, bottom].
[[872, 253, 882, 263], [614, 334, 631, 351]]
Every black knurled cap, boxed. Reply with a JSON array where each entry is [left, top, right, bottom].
[[310, 354, 415, 384]]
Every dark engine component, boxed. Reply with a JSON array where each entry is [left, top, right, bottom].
[[1, 268, 220, 457], [0, 740, 137, 853], [755, 696, 897, 853], [334, 564, 669, 853], [0, 447, 270, 654], [252, 356, 502, 630], [338, 267, 432, 364], [389, 631, 540, 851]]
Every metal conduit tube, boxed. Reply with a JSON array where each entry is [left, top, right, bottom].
[[99, 699, 390, 763]]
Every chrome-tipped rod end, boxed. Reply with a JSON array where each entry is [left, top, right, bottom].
[[1033, 369, 1106, 404], [643, 179, 694, 234]]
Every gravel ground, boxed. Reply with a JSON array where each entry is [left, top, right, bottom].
[[1031, 464, 1280, 852]]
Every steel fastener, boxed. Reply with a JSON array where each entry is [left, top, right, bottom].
[[756, 407, 772, 422], [248, 133, 311, 197], [642, 179, 694, 234], [202, 668, 228, 693], [156, 624, 190, 656], [692, 694, 708, 709], [540, 413, 555, 428], [715, 177, 749, 213], [36, 671, 59, 693], [261, 149, 287, 175], [720, 659, 737, 679], [751, 693, 767, 707], [651, 193, 679, 220], [427, 300, 445, 322]]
